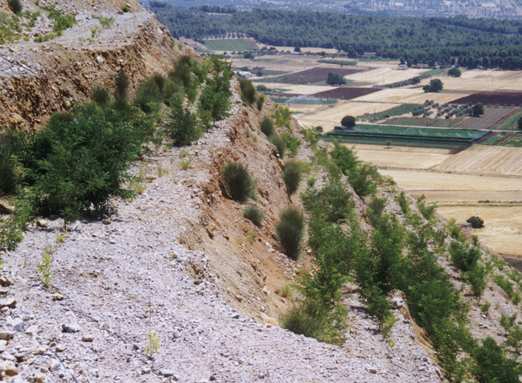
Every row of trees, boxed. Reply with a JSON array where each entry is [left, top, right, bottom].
[[279, 141, 520, 381], [151, 5, 522, 70]]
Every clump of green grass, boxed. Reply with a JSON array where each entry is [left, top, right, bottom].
[[276, 207, 304, 260], [221, 163, 255, 203], [283, 160, 302, 196], [243, 205, 264, 227]]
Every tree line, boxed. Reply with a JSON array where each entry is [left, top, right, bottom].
[[150, 5, 522, 70]]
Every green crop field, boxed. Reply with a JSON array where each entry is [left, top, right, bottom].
[[203, 39, 257, 52], [324, 123, 488, 149]]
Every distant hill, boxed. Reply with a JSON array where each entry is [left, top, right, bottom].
[[146, 0, 522, 18]]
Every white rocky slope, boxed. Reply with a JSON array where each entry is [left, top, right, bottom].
[[0, 87, 445, 382]]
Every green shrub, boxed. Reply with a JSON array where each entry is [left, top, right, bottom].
[[243, 205, 264, 227], [29, 103, 150, 221], [274, 106, 291, 129], [417, 195, 436, 221], [91, 87, 111, 107], [466, 264, 487, 297], [239, 79, 256, 105], [473, 337, 521, 383], [168, 94, 201, 146], [0, 131, 25, 195], [8, 0, 22, 14], [256, 94, 265, 111], [303, 180, 353, 224], [260, 117, 274, 137], [115, 69, 130, 104], [283, 300, 346, 344], [199, 80, 231, 123], [221, 163, 254, 203], [283, 161, 302, 196], [450, 242, 481, 273], [135, 78, 162, 114], [269, 134, 285, 158], [341, 115, 356, 128], [398, 192, 410, 215], [276, 207, 304, 260], [281, 132, 301, 157]]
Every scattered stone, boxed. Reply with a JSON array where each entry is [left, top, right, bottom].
[[160, 369, 176, 378], [52, 293, 64, 301], [0, 297, 16, 309], [0, 276, 12, 287], [0, 200, 14, 215], [81, 335, 94, 343], [61, 322, 81, 334], [0, 361, 18, 377], [0, 330, 15, 340], [0, 340, 7, 352]]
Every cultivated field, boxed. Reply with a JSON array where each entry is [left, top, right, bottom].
[[298, 101, 397, 130], [312, 87, 381, 100], [349, 144, 452, 169], [438, 205, 522, 259], [256, 82, 337, 96], [452, 92, 522, 107], [344, 67, 428, 86], [258, 67, 367, 84], [422, 70, 522, 92], [433, 145, 522, 176], [203, 38, 257, 52], [353, 88, 470, 104]]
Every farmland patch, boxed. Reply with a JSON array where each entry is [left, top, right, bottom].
[[297, 101, 397, 131], [452, 92, 522, 107], [312, 87, 381, 100], [257, 67, 367, 85], [434, 145, 522, 176], [325, 124, 488, 149], [203, 38, 257, 52]]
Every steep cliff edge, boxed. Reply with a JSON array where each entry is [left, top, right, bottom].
[[0, 0, 184, 129]]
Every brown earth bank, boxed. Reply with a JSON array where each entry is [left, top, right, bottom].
[[0, 0, 185, 130]]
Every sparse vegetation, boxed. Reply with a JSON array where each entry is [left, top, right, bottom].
[[221, 163, 254, 203], [269, 134, 286, 158], [243, 205, 264, 227], [144, 330, 161, 357], [276, 207, 304, 260], [261, 117, 274, 137], [91, 87, 111, 107], [37, 246, 53, 288], [7, 0, 22, 14], [239, 78, 256, 105], [283, 160, 302, 196]]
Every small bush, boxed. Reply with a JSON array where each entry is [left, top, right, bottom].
[[115, 69, 130, 104], [221, 163, 254, 203], [270, 134, 285, 158], [450, 242, 481, 273], [467, 216, 485, 229], [0, 131, 25, 195], [341, 115, 356, 129], [466, 264, 487, 297], [261, 117, 274, 137], [135, 78, 162, 114], [239, 79, 256, 105], [8, 0, 22, 14], [276, 207, 304, 260], [281, 132, 301, 157], [473, 337, 521, 383], [168, 94, 201, 146], [243, 205, 264, 227], [91, 87, 111, 107], [283, 161, 302, 196], [256, 95, 265, 111]]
